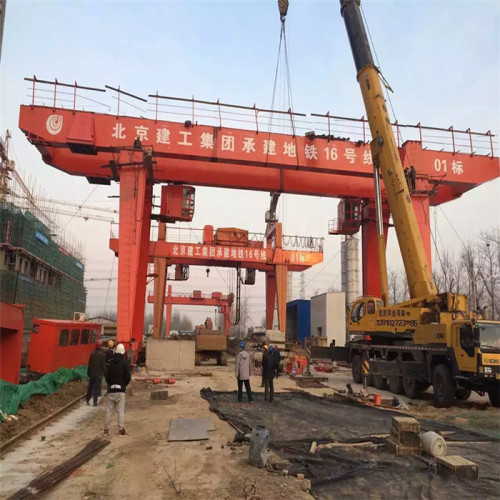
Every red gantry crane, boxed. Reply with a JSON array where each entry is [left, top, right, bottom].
[[18, 79, 499, 348], [147, 286, 233, 337], [112, 222, 323, 338]]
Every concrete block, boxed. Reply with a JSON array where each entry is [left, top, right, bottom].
[[437, 456, 478, 480], [146, 338, 195, 371]]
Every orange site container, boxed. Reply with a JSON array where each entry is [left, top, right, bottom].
[[27, 319, 102, 374], [0, 302, 24, 384]]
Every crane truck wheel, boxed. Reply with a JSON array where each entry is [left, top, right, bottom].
[[351, 355, 363, 384], [432, 364, 455, 408], [219, 352, 228, 366], [388, 375, 404, 395], [195, 353, 202, 366], [487, 385, 500, 408], [402, 377, 424, 399], [373, 375, 387, 390], [455, 387, 471, 401]]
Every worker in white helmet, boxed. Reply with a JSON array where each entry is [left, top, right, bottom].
[[104, 343, 131, 436]]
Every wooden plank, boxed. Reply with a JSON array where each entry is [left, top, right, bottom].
[[437, 456, 479, 480]]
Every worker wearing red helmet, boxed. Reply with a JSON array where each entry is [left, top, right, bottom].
[[86, 339, 106, 407]]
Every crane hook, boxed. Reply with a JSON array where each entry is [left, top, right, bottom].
[[278, 0, 289, 22]]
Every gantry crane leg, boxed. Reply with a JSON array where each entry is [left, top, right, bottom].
[[117, 165, 152, 346], [153, 221, 167, 338], [266, 271, 276, 330], [275, 263, 288, 333]]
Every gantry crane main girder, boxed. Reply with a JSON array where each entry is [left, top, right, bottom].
[[18, 102, 499, 345]]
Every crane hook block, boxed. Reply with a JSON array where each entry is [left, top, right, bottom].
[[278, 0, 289, 20]]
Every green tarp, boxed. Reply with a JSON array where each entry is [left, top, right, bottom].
[[0, 366, 88, 420]]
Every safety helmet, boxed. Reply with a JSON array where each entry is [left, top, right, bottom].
[[116, 343, 126, 355], [269, 345, 274, 352], [108, 340, 114, 348], [264, 344, 269, 350], [239, 341, 245, 349], [274, 345, 279, 349]]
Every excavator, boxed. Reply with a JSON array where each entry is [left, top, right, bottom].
[[337, 0, 500, 407]]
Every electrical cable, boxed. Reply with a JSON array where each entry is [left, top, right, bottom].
[[103, 255, 116, 313], [60, 185, 99, 231]]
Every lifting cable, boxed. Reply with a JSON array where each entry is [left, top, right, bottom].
[[267, 0, 299, 234], [104, 255, 116, 313]]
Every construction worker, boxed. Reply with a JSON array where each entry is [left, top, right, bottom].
[[273, 345, 281, 378], [409, 165, 416, 192], [86, 340, 106, 407], [261, 344, 269, 387], [262, 346, 275, 403], [104, 343, 131, 436], [235, 341, 253, 403], [404, 167, 410, 189], [105, 339, 115, 366], [133, 136, 142, 150]]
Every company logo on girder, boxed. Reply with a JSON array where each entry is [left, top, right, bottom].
[[46, 115, 63, 135]]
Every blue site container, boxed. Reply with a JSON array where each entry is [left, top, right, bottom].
[[286, 300, 311, 346]]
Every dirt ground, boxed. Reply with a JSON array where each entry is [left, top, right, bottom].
[[0, 380, 87, 442], [1, 366, 312, 500], [1, 363, 499, 499]]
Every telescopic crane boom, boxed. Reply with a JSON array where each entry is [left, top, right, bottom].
[[340, 0, 436, 301], [338, 0, 500, 409]]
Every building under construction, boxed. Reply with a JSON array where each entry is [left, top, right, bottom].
[[0, 133, 86, 354]]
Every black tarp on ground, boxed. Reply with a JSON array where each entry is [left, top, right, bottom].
[[201, 389, 500, 499]]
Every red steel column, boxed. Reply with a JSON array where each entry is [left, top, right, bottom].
[[117, 163, 152, 345], [266, 271, 276, 330], [222, 304, 231, 336], [153, 221, 167, 339], [361, 201, 389, 298], [164, 285, 172, 336], [275, 264, 288, 333]]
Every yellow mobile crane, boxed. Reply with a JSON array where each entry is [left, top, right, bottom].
[[338, 0, 500, 407]]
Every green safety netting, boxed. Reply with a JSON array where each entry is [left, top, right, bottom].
[[0, 366, 88, 421]]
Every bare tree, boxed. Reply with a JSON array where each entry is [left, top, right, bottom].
[[388, 269, 409, 304], [477, 230, 500, 319]]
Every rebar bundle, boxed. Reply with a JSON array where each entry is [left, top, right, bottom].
[[8, 437, 110, 499]]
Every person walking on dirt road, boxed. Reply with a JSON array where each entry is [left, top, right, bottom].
[[235, 341, 253, 403], [104, 343, 131, 436], [262, 346, 276, 403], [86, 340, 106, 407]]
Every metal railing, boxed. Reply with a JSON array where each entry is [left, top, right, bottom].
[[112, 223, 323, 252], [25, 76, 497, 157]]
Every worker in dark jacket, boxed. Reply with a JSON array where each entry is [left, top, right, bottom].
[[409, 165, 416, 192], [273, 345, 281, 378], [86, 340, 106, 407], [104, 343, 131, 436], [262, 346, 276, 402]]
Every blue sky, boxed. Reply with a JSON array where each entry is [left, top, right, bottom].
[[1, 0, 499, 326]]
